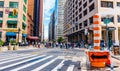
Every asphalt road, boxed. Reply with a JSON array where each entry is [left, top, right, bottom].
[[0, 48, 84, 71], [0, 47, 120, 71]]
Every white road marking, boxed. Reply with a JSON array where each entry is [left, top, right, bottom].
[[32, 57, 58, 71], [52, 60, 65, 71], [66, 65, 75, 71], [10, 55, 53, 71], [0, 55, 46, 70], [0, 54, 38, 65], [0, 54, 32, 62]]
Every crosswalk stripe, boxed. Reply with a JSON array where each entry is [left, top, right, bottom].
[[0, 54, 32, 62], [10, 55, 53, 71], [51, 60, 65, 71], [0, 54, 20, 58], [66, 65, 75, 71], [32, 57, 58, 71], [0, 55, 46, 70], [0, 54, 38, 65]]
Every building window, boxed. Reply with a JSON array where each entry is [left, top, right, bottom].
[[76, 25, 78, 30], [79, 23, 82, 29], [23, 14, 26, 21], [75, 6, 78, 10], [22, 22, 26, 30], [89, 0, 93, 3], [79, 7, 82, 12], [76, 17, 78, 22], [84, 20, 88, 27], [0, 11, 3, 18], [7, 24, 17, 28], [79, 14, 82, 19], [0, 1, 4, 8], [89, 3, 94, 12], [83, 9, 87, 16], [24, 0, 27, 4], [79, 1, 82, 6], [101, 1, 113, 8], [89, 17, 93, 25], [0, 20, 3, 28], [83, 2, 87, 8], [117, 2, 120, 7], [9, 2, 18, 8], [0, 32, 1, 37], [75, 11, 78, 15], [117, 15, 120, 22], [8, 12, 18, 18], [73, 27, 75, 32], [23, 5, 26, 13]]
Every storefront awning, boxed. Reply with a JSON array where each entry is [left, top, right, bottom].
[[27, 36, 38, 40], [0, 20, 3, 23], [22, 34, 27, 37], [7, 20, 17, 24], [6, 32, 16, 36]]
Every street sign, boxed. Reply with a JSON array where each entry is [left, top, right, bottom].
[[107, 27, 116, 31], [103, 18, 110, 24]]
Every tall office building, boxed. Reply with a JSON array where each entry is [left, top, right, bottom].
[[27, 0, 34, 20], [0, 0, 28, 42], [64, 0, 120, 44], [27, 0, 34, 37], [49, 11, 55, 41], [55, 0, 66, 40], [33, 0, 43, 41]]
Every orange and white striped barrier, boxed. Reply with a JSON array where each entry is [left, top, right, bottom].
[[87, 14, 110, 68], [93, 15, 100, 50]]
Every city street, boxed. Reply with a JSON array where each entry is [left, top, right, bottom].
[[0, 47, 83, 71], [0, 47, 120, 71]]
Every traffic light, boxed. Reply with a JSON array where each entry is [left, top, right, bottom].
[[12, 9, 17, 16]]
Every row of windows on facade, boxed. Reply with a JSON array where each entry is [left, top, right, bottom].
[[0, 11, 26, 22], [0, 23, 26, 30], [67, 3, 94, 23], [0, 24, 26, 30], [0, 1, 26, 13], [68, 0, 93, 7], [0, 0, 27, 8], [68, 1, 120, 23], [67, 1, 120, 17], [69, 16, 120, 33], [69, 0, 120, 11], [67, 0, 93, 12]]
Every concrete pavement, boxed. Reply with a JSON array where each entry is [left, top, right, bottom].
[[0, 46, 39, 52]]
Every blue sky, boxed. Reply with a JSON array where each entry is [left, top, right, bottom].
[[43, 0, 56, 39]]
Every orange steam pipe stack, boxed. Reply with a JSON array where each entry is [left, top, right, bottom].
[[87, 14, 110, 67]]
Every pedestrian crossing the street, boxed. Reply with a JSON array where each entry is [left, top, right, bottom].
[[0, 53, 79, 71]]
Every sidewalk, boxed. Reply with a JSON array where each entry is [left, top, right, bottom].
[[112, 55, 120, 60], [0, 46, 39, 52]]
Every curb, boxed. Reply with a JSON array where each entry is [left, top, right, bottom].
[[112, 56, 120, 60]]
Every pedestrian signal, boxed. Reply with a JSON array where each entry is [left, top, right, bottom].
[[12, 9, 17, 16]]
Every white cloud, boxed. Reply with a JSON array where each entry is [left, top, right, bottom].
[[44, 0, 55, 15], [44, 17, 50, 21], [43, 0, 56, 39]]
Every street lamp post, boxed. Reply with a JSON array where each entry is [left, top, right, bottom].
[[103, 17, 111, 50], [18, 28, 20, 46], [103, 16, 114, 70]]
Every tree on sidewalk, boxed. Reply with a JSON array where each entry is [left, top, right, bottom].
[[57, 37, 64, 43]]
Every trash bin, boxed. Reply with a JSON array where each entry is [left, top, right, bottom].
[[113, 45, 120, 55]]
